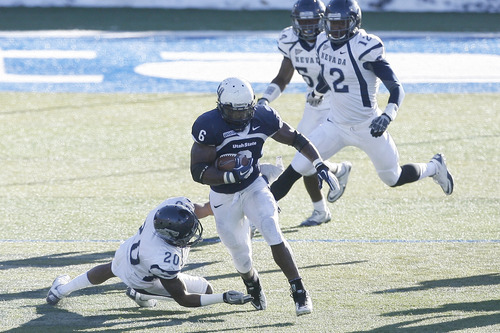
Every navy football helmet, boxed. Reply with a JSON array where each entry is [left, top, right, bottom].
[[154, 204, 203, 247], [291, 0, 326, 41], [217, 77, 256, 132], [323, 0, 362, 44]]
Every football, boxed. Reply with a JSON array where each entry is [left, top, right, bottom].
[[216, 153, 249, 171]]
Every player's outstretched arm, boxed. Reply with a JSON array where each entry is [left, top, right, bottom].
[[160, 276, 252, 307]]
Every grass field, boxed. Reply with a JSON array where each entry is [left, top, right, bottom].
[[0, 91, 498, 332]]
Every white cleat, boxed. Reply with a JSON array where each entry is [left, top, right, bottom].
[[46, 274, 71, 305], [300, 209, 331, 227], [326, 161, 352, 203], [431, 153, 454, 195], [126, 287, 157, 308]]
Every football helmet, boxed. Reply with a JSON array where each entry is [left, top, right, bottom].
[[154, 204, 203, 247], [217, 77, 256, 132], [291, 0, 326, 41], [323, 0, 361, 44]]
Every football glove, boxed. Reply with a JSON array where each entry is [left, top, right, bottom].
[[315, 162, 340, 192], [223, 291, 253, 305], [369, 113, 391, 137], [231, 156, 254, 183], [306, 90, 324, 107], [257, 98, 269, 106]]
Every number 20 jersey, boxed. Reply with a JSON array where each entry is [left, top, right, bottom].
[[115, 197, 192, 287], [315, 29, 386, 125]]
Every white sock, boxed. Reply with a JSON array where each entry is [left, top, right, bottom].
[[313, 199, 327, 212], [419, 161, 437, 180], [58, 273, 92, 296]]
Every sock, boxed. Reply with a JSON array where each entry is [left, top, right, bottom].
[[289, 277, 304, 292], [313, 199, 327, 212], [58, 272, 92, 296], [419, 161, 437, 179]]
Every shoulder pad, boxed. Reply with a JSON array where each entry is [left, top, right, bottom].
[[277, 26, 299, 58], [163, 197, 195, 212], [351, 29, 385, 62]]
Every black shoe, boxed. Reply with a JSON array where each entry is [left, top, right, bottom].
[[290, 285, 313, 316]]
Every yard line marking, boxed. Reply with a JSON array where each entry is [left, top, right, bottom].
[[1, 239, 498, 243]]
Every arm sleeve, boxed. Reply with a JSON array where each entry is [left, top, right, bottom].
[[366, 60, 405, 106]]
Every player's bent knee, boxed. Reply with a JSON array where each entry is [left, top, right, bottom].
[[378, 169, 400, 187]]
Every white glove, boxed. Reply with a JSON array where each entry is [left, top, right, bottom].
[[306, 90, 324, 106], [257, 98, 269, 106], [223, 291, 253, 305]]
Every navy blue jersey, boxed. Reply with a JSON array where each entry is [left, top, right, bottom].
[[192, 105, 283, 194]]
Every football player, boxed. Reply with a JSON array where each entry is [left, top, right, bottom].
[[190, 77, 339, 316], [258, 0, 352, 227], [46, 197, 253, 309], [271, 0, 454, 228]]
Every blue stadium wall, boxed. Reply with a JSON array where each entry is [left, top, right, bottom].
[[1, 0, 499, 13]]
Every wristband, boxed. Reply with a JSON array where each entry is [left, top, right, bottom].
[[200, 293, 224, 306], [312, 158, 323, 169], [261, 83, 281, 103], [312, 89, 324, 98], [224, 171, 236, 184], [383, 103, 398, 121]]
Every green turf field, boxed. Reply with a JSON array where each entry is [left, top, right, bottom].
[[0, 92, 498, 332]]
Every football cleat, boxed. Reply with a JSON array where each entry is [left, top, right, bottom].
[[326, 161, 352, 203], [431, 153, 454, 195], [46, 274, 71, 305], [291, 288, 313, 316], [243, 278, 267, 310], [300, 209, 331, 227], [126, 287, 157, 308]]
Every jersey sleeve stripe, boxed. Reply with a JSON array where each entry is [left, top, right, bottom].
[[347, 42, 372, 108], [358, 42, 383, 61]]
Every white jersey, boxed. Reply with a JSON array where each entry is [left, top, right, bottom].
[[277, 26, 331, 134], [113, 197, 193, 288], [278, 26, 322, 93], [316, 29, 385, 125]]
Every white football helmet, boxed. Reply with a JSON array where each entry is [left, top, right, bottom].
[[217, 77, 256, 132]]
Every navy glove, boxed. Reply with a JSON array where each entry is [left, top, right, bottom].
[[231, 155, 254, 183], [315, 162, 340, 192], [369, 113, 391, 137]]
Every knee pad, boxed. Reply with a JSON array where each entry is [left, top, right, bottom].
[[392, 163, 422, 187], [270, 165, 302, 201]]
